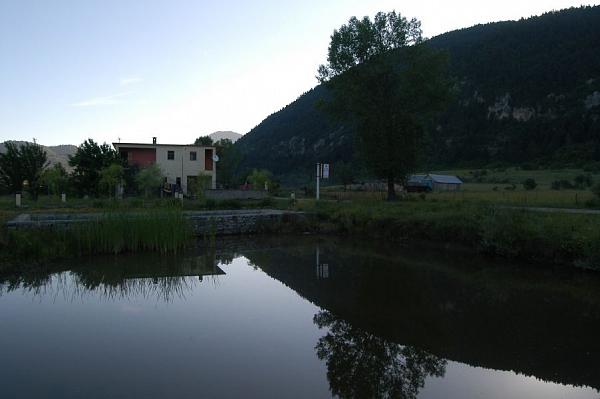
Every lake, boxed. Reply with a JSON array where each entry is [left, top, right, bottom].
[[1, 236, 599, 398]]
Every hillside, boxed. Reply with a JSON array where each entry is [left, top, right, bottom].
[[235, 6, 600, 182], [209, 131, 242, 143], [0, 141, 77, 171]]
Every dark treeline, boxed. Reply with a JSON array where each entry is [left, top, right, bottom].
[[234, 6, 600, 183]]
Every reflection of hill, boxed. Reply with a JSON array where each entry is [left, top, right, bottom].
[[243, 238, 600, 391]]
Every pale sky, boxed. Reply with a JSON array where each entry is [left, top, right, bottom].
[[1, 0, 598, 146]]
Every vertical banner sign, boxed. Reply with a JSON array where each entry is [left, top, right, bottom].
[[316, 163, 321, 200], [322, 164, 330, 179]]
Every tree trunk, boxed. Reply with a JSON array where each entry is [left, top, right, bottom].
[[387, 176, 396, 201]]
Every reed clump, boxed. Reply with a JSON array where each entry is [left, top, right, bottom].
[[2, 209, 191, 267], [73, 209, 190, 255]]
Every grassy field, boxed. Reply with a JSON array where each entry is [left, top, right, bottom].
[[321, 167, 600, 209]]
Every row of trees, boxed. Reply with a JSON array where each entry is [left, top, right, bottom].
[[0, 137, 278, 200], [0, 139, 166, 200]]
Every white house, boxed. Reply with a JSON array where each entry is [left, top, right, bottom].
[[113, 138, 216, 195]]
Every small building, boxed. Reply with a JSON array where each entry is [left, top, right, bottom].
[[113, 138, 216, 195], [406, 174, 463, 192]]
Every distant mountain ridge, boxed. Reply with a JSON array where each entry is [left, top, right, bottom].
[[209, 131, 242, 143], [235, 6, 600, 182], [0, 141, 77, 171]]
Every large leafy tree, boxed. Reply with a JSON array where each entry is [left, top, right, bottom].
[[0, 142, 48, 199], [214, 138, 242, 188], [69, 139, 121, 196], [99, 163, 125, 198], [41, 163, 69, 196], [0, 142, 25, 193], [318, 11, 451, 200], [135, 164, 164, 197]]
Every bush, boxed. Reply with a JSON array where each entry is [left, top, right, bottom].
[[523, 178, 537, 190], [583, 162, 600, 173], [205, 199, 217, 209], [592, 183, 600, 199], [220, 199, 242, 209], [551, 180, 574, 190], [574, 174, 594, 189]]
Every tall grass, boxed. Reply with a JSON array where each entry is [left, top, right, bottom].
[[73, 209, 190, 255], [2, 209, 191, 267]]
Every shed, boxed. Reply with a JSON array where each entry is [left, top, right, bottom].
[[406, 174, 463, 192]]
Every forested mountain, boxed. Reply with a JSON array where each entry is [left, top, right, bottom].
[[235, 6, 600, 182]]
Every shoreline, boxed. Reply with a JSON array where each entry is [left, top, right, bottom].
[[2, 201, 600, 272]]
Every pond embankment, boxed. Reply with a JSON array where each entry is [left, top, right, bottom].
[[3, 201, 600, 271], [0, 209, 309, 272], [6, 209, 307, 236], [293, 200, 600, 271]]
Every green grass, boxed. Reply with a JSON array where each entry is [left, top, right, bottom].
[[320, 167, 600, 209], [294, 199, 600, 270]]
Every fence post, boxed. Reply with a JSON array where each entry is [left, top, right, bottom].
[[61, 193, 66, 203], [16, 193, 21, 207]]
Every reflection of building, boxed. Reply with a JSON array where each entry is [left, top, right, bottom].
[[113, 138, 216, 194], [121, 260, 225, 281], [316, 264, 329, 279]]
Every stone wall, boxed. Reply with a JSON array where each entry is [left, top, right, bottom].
[[204, 190, 268, 200], [6, 210, 307, 237]]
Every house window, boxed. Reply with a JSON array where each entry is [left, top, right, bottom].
[[167, 150, 175, 160], [190, 151, 197, 161]]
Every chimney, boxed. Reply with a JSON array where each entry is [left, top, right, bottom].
[[152, 137, 157, 145]]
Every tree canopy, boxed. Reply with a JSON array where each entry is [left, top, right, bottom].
[[194, 136, 214, 146], [41, 163, 69, 196], [318, 11, 451, 200], [0, 141, 48, 199], [135, 164, 164, 198], [69, 139, 121, 196]]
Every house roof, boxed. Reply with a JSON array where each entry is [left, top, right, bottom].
[[428, 174, 463, 184], [407, 175, 428, 184], [113, 142, 214, 149], [408, 174, 463, 185]]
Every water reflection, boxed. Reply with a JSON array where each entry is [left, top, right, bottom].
[[1, 251, 225, 302], [314, 310, 446, 398], [1, 236, 600, 398], [243, 237, 600, 392]]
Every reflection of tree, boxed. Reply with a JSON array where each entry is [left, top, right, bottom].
[[314, 311, 446, 399], [0, 252, 224, 302]]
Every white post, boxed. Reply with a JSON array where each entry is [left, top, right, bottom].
[[15, 193, 21, 207], [61, 193, 66, 203], [316, 163, 320, 201]]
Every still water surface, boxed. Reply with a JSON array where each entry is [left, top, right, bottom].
[[1, 236, 599, 398]]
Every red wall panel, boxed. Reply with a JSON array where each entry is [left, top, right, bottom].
[[120, 148, 156, 167]]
